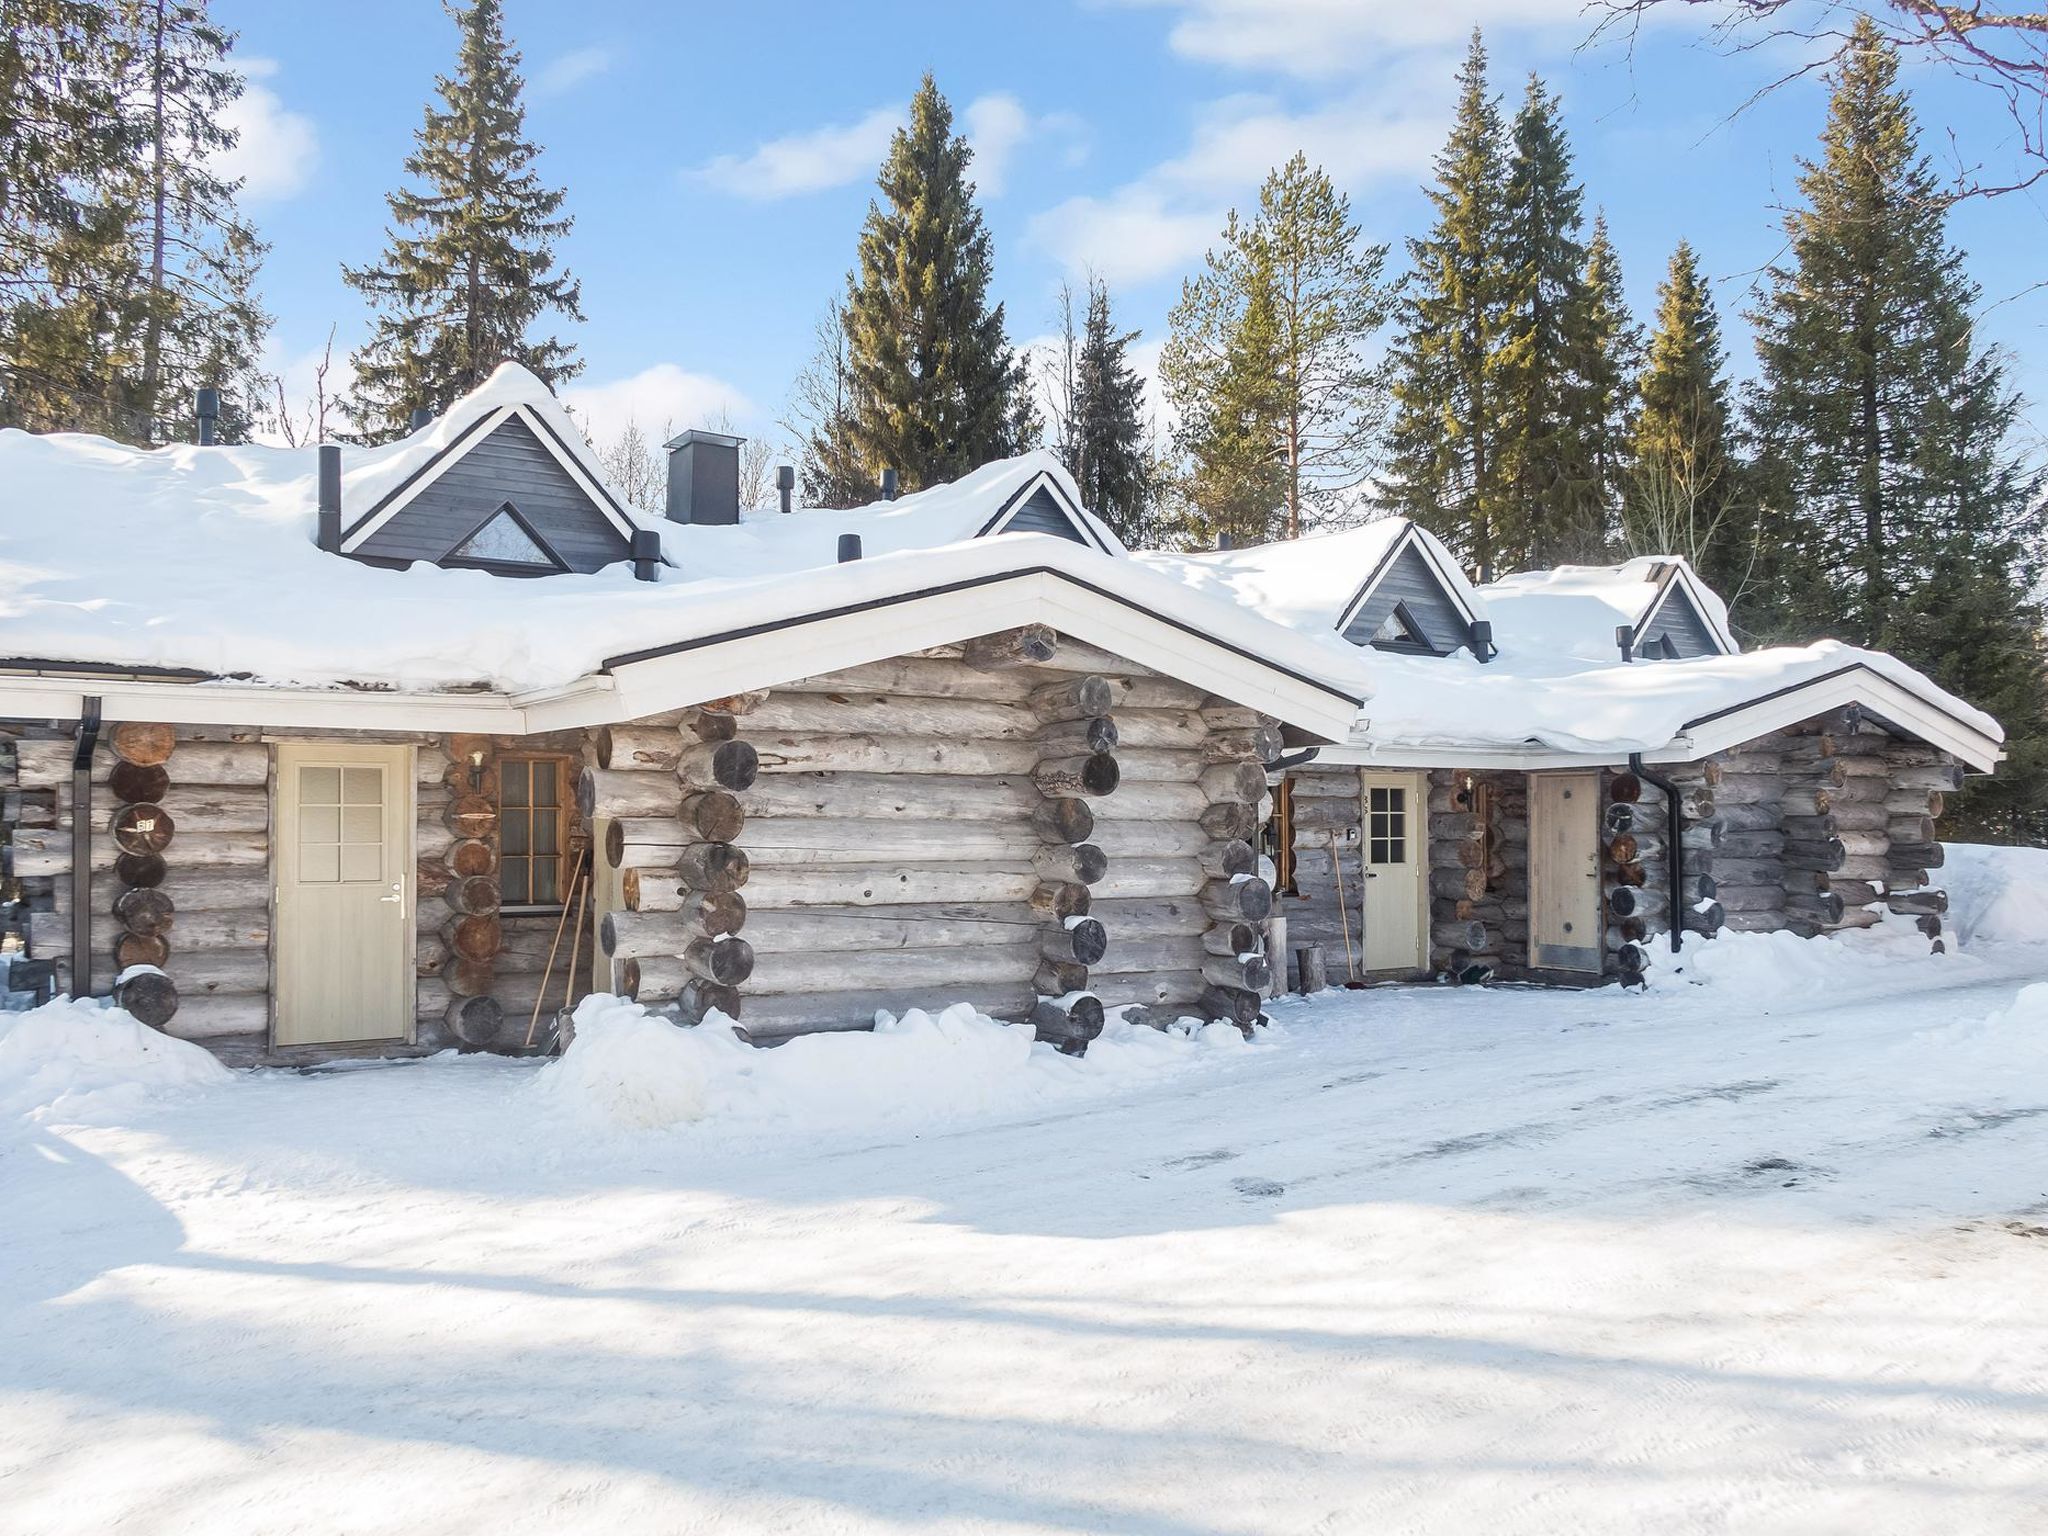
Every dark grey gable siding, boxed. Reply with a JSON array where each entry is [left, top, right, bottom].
[[1637, 585, 1723, 658], [1340, 542, 1475, 655], [995, 484, 1089, 543], [353, 416, 632, 573]]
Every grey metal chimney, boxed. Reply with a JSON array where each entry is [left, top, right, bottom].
[[195, 387, 220, 445], [665, 429, 743, 525], [837, 534, 863, 563], [630, 528, 661, 582], [776, 464, 795, 515], [1216, 532, 1235, 551], [1615, 624, 1635, 664], [409, 407, 434, 432], [880, 467, 899, 501], [317, 445, 343, 552], [1471, 620, 1495, 664]]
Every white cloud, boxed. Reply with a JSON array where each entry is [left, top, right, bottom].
[[1028, 83, 1447, 284], [214, 58, 318, 202], [1120, 0, 1586, 79], [689, 106, 902, 200], [561, 364, 760, 448], [691, 93, 1080, 202], [537, 46, 614, 96]]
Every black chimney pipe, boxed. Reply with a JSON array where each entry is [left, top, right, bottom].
[[1217, 532, 1235, 551], [195, 387, 220, 445], [776, 464, 795, 515], [837, 533, 863, 563], [1615, 624, 1635, 664], [409, 407, 434, 432], [1472, 619, 1496, 663], [630, 528, 661, 582], [317, 445, 343, 552], [880, 468, 899, 502]]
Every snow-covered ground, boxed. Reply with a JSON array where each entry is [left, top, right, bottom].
[[5, 857, 2048, 1534]]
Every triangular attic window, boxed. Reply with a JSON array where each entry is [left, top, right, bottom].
[[1371, 604, 1428, 650], [445, 504, 563, 570]]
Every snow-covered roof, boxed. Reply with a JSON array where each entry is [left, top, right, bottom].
[[1133, 519, 1485, 639], [668, 451, 1125, 575], [1478, 557, 1738, 661]]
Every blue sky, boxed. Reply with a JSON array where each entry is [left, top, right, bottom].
[[216, 0, 2048, 461]]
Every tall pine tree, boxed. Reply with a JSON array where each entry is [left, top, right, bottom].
[[1626, 240, 1752, 607], [1747, 19, 2048, 839], [1168, 241, 1288, 548], [1384, 31, 1510, 576], [344, 0, 581, 443], [1, 0, 268, 443], [1561, 214, 1640, 560], [1493, 75, 1592, 568], [1047, 277, 1153, 544], [808, 75, 1032, 501], [1163, 152, 1390, 541]]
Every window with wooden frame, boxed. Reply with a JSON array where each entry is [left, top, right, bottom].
[[497, 755, 572, 909]]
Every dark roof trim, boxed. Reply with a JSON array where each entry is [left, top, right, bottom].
[[1634, 560, 1736, 656], [974, 473, 1117, 556], [1679, 661, 1971, 746], [440, 499, 571, 573], [600, 564, 1366, 710], [339, 407, 499, 541], [1332, 526, 1411, 634], [0, 656, 213, 682]]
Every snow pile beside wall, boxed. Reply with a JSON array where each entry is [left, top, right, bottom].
[[1645, 913, 1953, 1004], [0, 996, 231, 1123], [1943, 843, 2048, 947], [1916, 980, 2048, 1069], [536, 994, 1249, 1134]]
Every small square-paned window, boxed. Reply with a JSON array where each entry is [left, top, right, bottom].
[[498, 756, 567, 907]]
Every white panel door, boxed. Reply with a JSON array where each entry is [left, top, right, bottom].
[[274, 743, 413, 1046], [1528, 771, 1604, 974], [1359, 772, 1425, 973]]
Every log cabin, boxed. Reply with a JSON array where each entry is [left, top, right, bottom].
[[0, 365, 1368, 1061], [1138, 525, 2003, 988], [0, 364, 2004, 1065]]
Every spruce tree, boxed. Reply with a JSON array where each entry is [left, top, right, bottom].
[[1168, 242, 1287, 548], [1493, 75, 1593, 568], [1, 0, 268, 443], [1746, 19, 2048, 839], [1384, 30, 1510, 576], [1163, 152, 1390, 540], [1049, 277, 1152, 544], [344, 0, 581, 443], [1626, 240, 1752, 607], [814, 75, 1032, 499], [1561, 214, 1640, 560]]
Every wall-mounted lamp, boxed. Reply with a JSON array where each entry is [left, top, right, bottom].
[[467, 747, 487, 790]]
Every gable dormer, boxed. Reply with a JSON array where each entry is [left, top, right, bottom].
[[338, 404, 640, 576], [1631, 561, 1737, 659], [1336, 524, 1486, 657], [976, 469, 1118, 553]]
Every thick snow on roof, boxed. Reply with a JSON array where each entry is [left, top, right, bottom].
[[671, 451, 1126, 575], [0, 410, 1357, 698], [1478, 557, 1736, 661], [1132, 518, 1480, 636], [1355, 639, 2000, 758]]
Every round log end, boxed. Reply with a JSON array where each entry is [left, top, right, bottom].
[[446, 994, 504, 1048], [1072, 842, 1109, 885], [108, 760, 170, 805], [110, 803, 174, 855], [448, 838, 496, 878], [1069, 917, 1109, 967], [1080, 753, 1119, 797], [710, 739, 760, 792], [114, 970, 179, 1028], [683, 789, 747, 844], [1607, 772, 1642, 804], [446, 873, 502, 917], [1075, 675, 1113, 716], [114, 885, 176, 937], [114, 932, 171, 969], [115, 851, 168, 888], [109, 721, 175, 768], [1234, 876, 1274, 922], [1038, 797, 1095, 845]]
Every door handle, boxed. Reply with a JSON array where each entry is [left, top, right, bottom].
[[379, 881, 404, 904]]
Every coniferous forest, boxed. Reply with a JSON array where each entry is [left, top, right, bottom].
[[1, 3, 2043, 838]]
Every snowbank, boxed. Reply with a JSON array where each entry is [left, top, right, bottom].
[[1642, 911, 1957, 1003], [535, 994, 1249, 1134], [1943, 842, 2048, 947], [0, 996, 231, 1124]]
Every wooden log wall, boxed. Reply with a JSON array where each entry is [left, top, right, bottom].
[[1435, 770, 1526, 981], [16, 724, 272, 1051], [1777, 712, 1956, 948], [1279, 763, 1363, 982]]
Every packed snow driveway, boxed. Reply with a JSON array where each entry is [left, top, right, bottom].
[[4, 923, 2047, 1533]]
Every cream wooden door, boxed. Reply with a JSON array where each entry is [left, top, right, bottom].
[[274, 743, 413, 1046], [1359, 772, 1426, 973], [1529, 771, 1603, 974]]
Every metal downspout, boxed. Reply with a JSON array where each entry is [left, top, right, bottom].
[[72, 697, 103, 995], [1629, 752, 1684, 954]]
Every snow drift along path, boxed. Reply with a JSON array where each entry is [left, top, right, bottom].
[[2, 862, 2047, 1533]]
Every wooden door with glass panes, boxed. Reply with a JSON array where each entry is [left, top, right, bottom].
[[1359, 771, 1426, 973], [273, 742, 412, 1046]]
